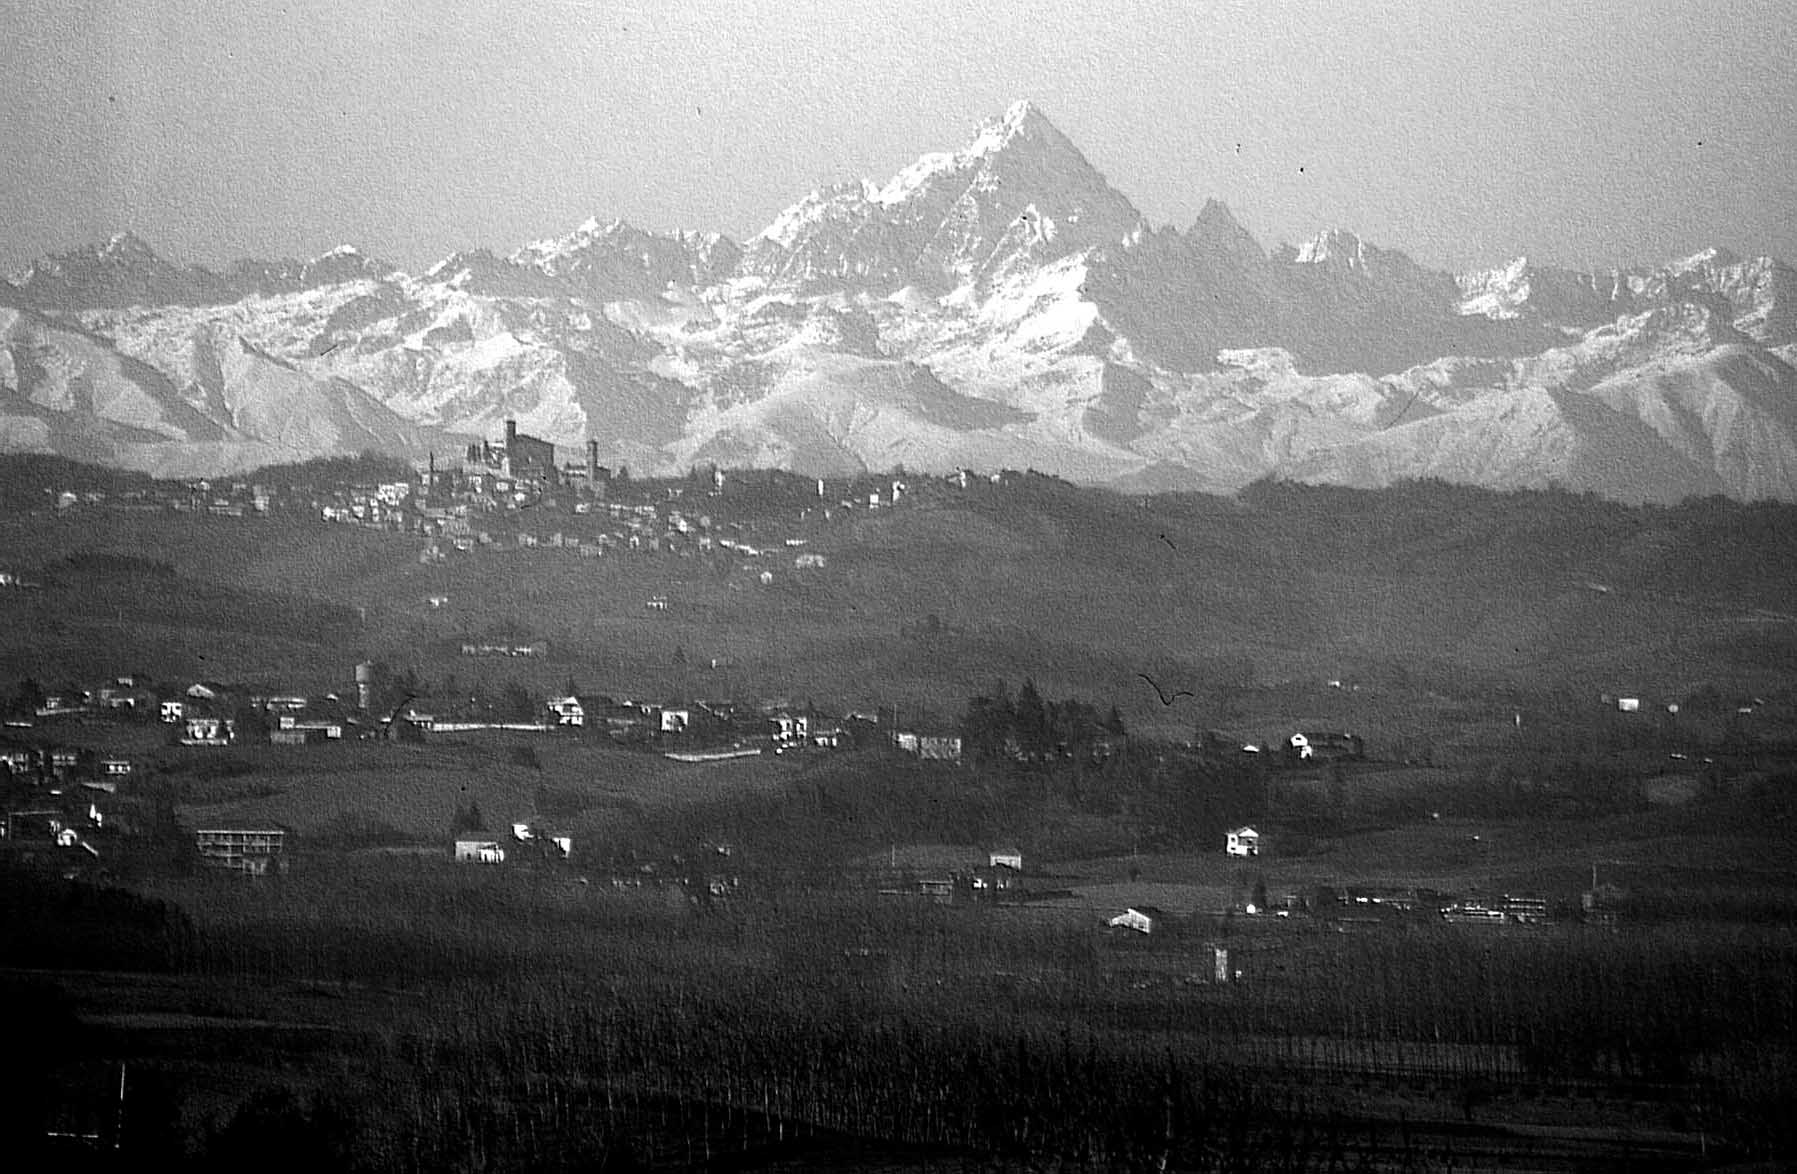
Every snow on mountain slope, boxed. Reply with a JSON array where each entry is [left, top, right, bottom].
[[1280, 305, 1797, 502], [1282, 385, 1730, 504], [12, 233, 239, 310], [514, 219, 741, 298], [672, 351, 1038, 476], [1587, 344, 1797, 501], [743, 100, 1144, 294], [1, 306, 224, 439], [14, 234, 401, 312], [6, 101, 1796, 501], [3, 283, 435, 473], [0, 302, 265, 472], [1457, 248, 1797, 347]]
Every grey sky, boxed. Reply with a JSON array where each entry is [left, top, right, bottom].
[[5, 0, 1793, 276]]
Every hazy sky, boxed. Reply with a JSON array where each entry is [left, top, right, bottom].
[[5, 0, 1794, 276]]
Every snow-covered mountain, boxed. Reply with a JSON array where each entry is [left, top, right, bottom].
[[5, 100, 1795, 501]]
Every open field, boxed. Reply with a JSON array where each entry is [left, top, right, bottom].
[[165, 732, 805, 841]]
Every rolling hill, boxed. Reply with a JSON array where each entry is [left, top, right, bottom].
[[3, 469, 1791, 749]]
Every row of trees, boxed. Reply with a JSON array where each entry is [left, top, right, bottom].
[[961, 678, 1127, 765], [29, 859, 1786, 1168]]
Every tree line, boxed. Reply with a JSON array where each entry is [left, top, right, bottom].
[[960, 678, 1127, 766]]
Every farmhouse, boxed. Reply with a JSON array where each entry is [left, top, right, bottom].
[[275, 715, 346, 742], [1226, 827, 1260, 857], [547, 695, 616, 728], [1287, 731, 1365, 761], [180, 714, 237, 746], [37, 692, 89, 716], [917, 877, 956, 903], [1108, 906, 1167, 935], [769, 711, 811, 744], [988, 847, 1024, 872], [969, 864, 1020, 898], [454, 840, 506, 864], [96, 681, 152, 711], [894, 732, 963, 762]]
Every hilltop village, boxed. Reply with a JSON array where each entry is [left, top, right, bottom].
[[31, 418, 976, 573]]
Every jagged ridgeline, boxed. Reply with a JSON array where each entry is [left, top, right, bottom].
[[3, 101, 1794, 500]]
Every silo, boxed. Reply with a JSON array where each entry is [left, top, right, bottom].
[[355, 661, 376, 711]]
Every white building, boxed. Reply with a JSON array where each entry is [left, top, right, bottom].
[[1226, 826, 1260, 857], [455, 840, 505, 864], [180, 716, 237, 746], [1107, 906, 1165, 935]]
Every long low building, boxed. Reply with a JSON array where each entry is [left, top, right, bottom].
[[195, 828, 287, 875]]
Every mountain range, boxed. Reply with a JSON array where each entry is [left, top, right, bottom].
[[5, 100, 1796, 502]]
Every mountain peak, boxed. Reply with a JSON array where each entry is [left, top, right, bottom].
[[1188, 199, 1264, 262], [957, 98, 1075, 164], [987, 98, 1055, 142], [16, 231, 241, 310], [1002, 97, 1042, 126], [742, 99, 1143, 290]]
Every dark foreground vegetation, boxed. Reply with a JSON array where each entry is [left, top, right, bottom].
[[5, 777, 1797, 1172]]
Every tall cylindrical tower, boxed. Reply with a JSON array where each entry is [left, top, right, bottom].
[[355, 661, 375, 711]]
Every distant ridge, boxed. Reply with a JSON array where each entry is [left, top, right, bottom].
[[4, 102, 1794, 502]]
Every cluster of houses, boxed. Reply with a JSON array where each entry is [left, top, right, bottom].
[[13, 673, 427, 749], [1, 654, 980, 882], [45, 479, 274, 519], [544, 691, 959, 761], [10, 659, 975, 766], [301, 420, 941, 576], [33, 423, 1071, 590], [867, 845, 1028, 905], [0, 739, 134, 788]]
